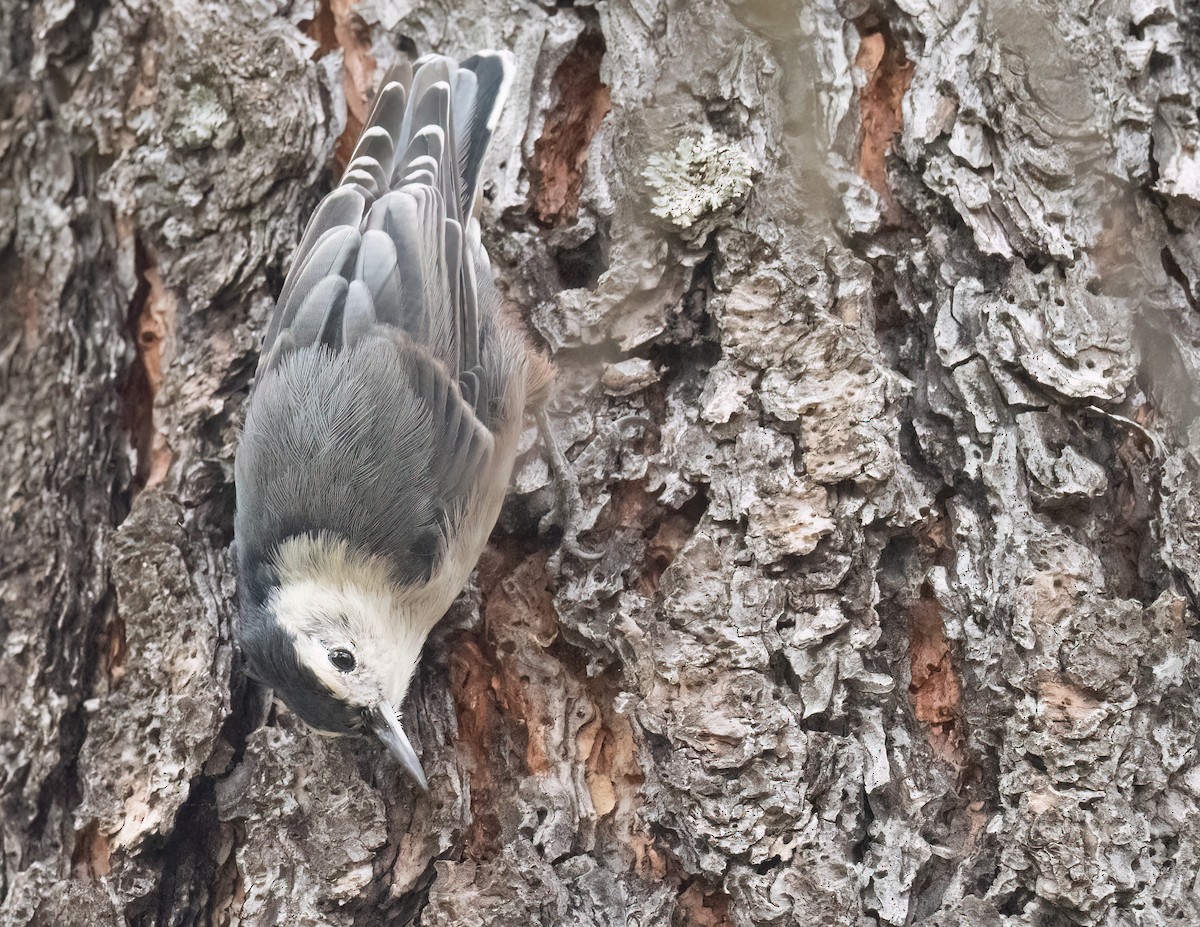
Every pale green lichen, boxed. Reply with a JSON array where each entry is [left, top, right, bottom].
[[642, 132, 754, 229], [168, 84, 232, 151]]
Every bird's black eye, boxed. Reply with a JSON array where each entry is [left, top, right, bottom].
[[328, 648, 356, 672]]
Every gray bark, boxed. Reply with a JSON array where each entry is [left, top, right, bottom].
[[3, 0, 1200, 925]]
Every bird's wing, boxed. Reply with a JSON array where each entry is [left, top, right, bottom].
[[242, 52, 515, 584], [259, 52, 514, 387]]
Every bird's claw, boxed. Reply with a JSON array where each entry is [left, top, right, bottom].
[[536, 409, 604, 562]]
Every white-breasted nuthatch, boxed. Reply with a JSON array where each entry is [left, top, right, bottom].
[[234, 52, 554, 788]]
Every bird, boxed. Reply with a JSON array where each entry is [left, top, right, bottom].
[[233, 51, 555, 789]]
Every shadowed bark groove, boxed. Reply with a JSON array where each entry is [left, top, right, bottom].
[[3, 0, 1200, 925]]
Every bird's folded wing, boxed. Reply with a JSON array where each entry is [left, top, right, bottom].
[[245, 53, 515, 575]]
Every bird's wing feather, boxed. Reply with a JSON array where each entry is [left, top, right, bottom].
[[243, 52, 515, 584]]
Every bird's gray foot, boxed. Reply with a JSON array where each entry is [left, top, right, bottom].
[[536, 409, 604, 562]]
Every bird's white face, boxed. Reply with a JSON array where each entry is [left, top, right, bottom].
[[272, 578, 398, 709], [261, 533, 431, 787]]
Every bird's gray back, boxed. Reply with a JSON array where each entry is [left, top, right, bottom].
[[236, 52, 520, 597], [237, 336, 445, 587]]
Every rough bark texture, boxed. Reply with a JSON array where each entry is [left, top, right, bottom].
[[3, 0, 1200, 925]]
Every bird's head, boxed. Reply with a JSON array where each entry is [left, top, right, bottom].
[[238, 535, 430, 789]]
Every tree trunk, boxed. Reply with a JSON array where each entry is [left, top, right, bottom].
[[3, 0, 1200, 924]]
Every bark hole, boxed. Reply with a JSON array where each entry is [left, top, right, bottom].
[[853, 17, 914, 222], [529, 29, 611, 227], [301, 0, 376, 170]]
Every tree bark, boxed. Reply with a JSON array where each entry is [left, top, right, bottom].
[[3, 0, 1200, 924]]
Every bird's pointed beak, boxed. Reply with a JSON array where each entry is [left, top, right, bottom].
[[370, 704, 428, 791]]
